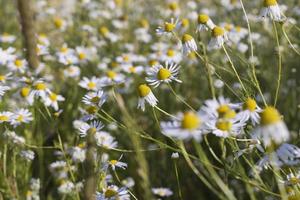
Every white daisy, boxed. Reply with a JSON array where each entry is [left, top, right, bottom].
[[11, 108, 33, 127], [161, 111, 205, 141], [79, 76, 101, 91], [82, 90, 107, 107], [0, 111, 13, 123], [152, 187, 173, 197], [77, 120, 104, 137], [236, 98, 262, 125], [137, 84, 158, 111], [94, 131, 118, 149], [44, 92, 65, 111], [181, 34, 197, 55], [252, 107, 289, 147], [108, 155, 127, 170], [205, 118, 245, 138], [7, 59, 28, 73], [156, 18, 179, 36], [196, 14, 216, 32], [99, 71, 125, 87], [208, 26, 228, 50], [260, 0, 285, 22], [146, 62, 181, 88], [96, 185, 130, 200]]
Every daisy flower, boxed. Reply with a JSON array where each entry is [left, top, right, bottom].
[[0, 85, 10, 97], [181, 34, 197, 55], [260, 0, 285, 22], [208, 26, 228, 50], [152, 187, 173, 197], [221, 0, 241, 10], [96, 185, 130, 200], [69, 146, 86, 163], [122, 64, 144, 75], [156, 18, 179, 36], [77, 120, 104, 137], [82, 90, 107, 107], [0, 111, 13, 123], [11, 109, 33, 127], [252, 106, 289, 147], [0, 33, 16, 43], [282, 172, 300, 186], [0, 47, 16, 65], [79, 76, 101, 91], [200, 96, 238, 120], [8, 59, 28, 73], [162, 49, 182, 63], [0, 72, 12, 83], [146, 62, 181, 88], [108, 155, 127, 170], [197, 14, 216, 32], [206, 118, 245, 138], [44, 92, 65, 111], [255, 143, 300, 171], [99, 71, 125, 87], [94, 131, 118, 149], [137, 84, 158, 111], [31, 80, 50, 99], [53, 17, 67, 31], [161, 111, 205, 141], [64, 65, 81, 78], [236, 98, 262, 125]]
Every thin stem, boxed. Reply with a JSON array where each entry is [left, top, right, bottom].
[[173, 160, 183, 200], [282, 24, 300, 56], [154, 106, 178, 119], [272, 20, 282, 106], [239, 0, 267, 106], [222, 45, 248, 96], [167, 83, 196, 111]]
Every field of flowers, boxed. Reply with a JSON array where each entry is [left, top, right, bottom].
[[0, 0, 300, 199]]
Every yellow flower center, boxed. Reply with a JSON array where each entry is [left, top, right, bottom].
[[290, 177, 300, 185], [17, 115, 24, 122], [91, 96, 100, 103], [78, 52, 86, 60], [224, 24, 232, 31], [35, 83, 46, 90], [0, 75, 6, 81], [21, 87, 30, 97], [164, 22, 175, 32], [15, 59, 23, 67], [107, 71, 116, 79], [99, 26, 109, 36], [54, 18, 63, 28], [129, 66, 136, 73], [181, 112, 200, 130], [223, 110, 236, 119], [105, 189, 118, 198], [168, 2, 178, 10], [264, 0, 277, 7], [212, 26, 225, 37], [167, 49, 175, 57], [123, 55, 130, 62], [243, 98, 257, 112], [0, 115, 9, 121], [86, 106, 98, 114], [181, 18, 189, 27], [87, 82, 96, 89], [217, 105, 230, 116], [140, 19, 149, 28], [50, 93, 57, 101], [157, 68, 171, 80], [182, 34, 193, 42], [216, 120, 232, 131], [236, 26, 242, 32], [60, 47, 68, 53], [138, 84, 151, 97], [149, 60, 158, 66], [188, 52, 196, 59], [109, 160, 118, 165], [230, 0, 238, 4], [198, 14, 209, 24], [260, 106, 281, 126]]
